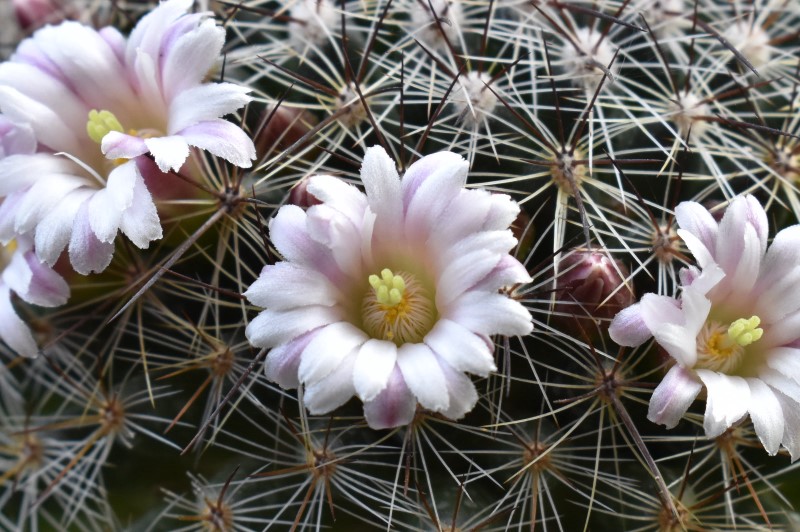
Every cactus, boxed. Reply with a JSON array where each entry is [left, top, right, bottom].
[[1, 0, 800, 530]]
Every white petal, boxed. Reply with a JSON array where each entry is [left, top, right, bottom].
[[306, 175, 368, 227], [361, 146, 401, 237], [178, 120, 256, 168], [245, 306, 340, 349], [169, 83, 251, 133], [0, 86, 82, 155], [448, 292, 532, 337], [647, 365, 702, 429], [0, 153, 74, 197], [13, 174, 85, 235], [396, 343, 449, 412], [35, 188, 92, 266], [0, 284, 38, 357], [297, 321, 367, 384], [696, 369, 750, 438], [118, 167, 162, 248], [746, 379, 783, 455], [765, 347, 800, 384], [425, 319, 495, 377], [353, 339, 397, 401], [439, 362, 479, 421], [162, 18, 225, 101], [675, 200, 718, 253], [775, 392, 800, 462], [641, 291, 706, 368], [363, 366, 416, 429], [87, 161, 138, 243], [303, 352, 357, 415], [245, 262, 339, 310], [1, 249, 32, 299], [101, 132, 148, 160], [145, 135, 190, 173]]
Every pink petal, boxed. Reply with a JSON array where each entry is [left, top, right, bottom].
[[647, 365, 702, 428], [609, 303, 651, 347], [101, 131, 148, 160], [68, 200, 115, 274], [675, 201, 717, 254], [162, 19, 225, 102], [264, 329, 320, 389], [19, 250, 69, 307], [363, 366, 416, 429], [439, 361, 479, 421]]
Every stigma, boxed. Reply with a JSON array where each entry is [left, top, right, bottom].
[[362, 269, 436, 345], [86, 109, 123, 144]]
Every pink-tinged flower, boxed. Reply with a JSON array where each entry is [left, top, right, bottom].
[[610, 195, 800, 460], [245, 146, 532, 429], [0, 236, 69, 357], [0, 0, 255, 274]]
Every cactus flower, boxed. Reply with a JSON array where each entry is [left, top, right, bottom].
[[610, 195, 800, 460], [245, 146, 533, 429]]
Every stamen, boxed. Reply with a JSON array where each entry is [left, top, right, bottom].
[[86, 109, 123, 144], [362, 270, 436, 345], [696, 315, 763, 374]]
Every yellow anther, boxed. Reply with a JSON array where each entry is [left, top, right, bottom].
[[727, 316, 763, 347], [86, 109, 123, 144]]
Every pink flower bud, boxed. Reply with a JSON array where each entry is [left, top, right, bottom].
[[254, 104, 316, 160], [556, 249, 634, 324], [287, 176, 322, 209], [13, 0, 64, 31]]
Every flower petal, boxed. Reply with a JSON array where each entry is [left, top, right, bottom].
[[609, 303, 651, 347], [647, 365, 702, 428], [101, 131, 148, 160], [119, 168, 162, 248], [145, 135, 190, 173], [439, 361, 479, 421], [264, 329, 319, 389], [361, 145, 401, 237], [363, 366, 416, 429], [396, 343, 449, 412], [425, 319, 495, 377], [448, 291, 532, 337], [68, 199, 115, 275], [297, 321, 367, 384], [303, 351, 357, 415], [746, 379, 783, 455], [34, 188, 92, 266], [675, 200, 718, 253], [245, 262, 339, 310], [696, 369, 750, 438], [178, 120, 255, 168], [353, 339, 397, 401], [245, 305, 341, 349], [168, 83, 250, 133], [0, 284, 38, 357], [19, 250, 69, 307]]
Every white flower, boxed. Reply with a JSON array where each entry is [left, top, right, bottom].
[[0, 236, 69, 357], [245, 146, 532, 429], [0, 0, 255, 274], [610, 195, 800, 460]]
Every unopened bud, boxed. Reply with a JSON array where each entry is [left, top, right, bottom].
[[13, 0, 64, 31], [254, 104, 316, 160], [555, 249, 634, 324]]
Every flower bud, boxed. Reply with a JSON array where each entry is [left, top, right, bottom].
[[254, 104, 316, 160], [555, 249, 634, 325], [13, 0, 64, 31], [287, 175, 322, 209]]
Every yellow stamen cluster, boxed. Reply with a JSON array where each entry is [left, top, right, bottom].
[[86, 109, 123, 144], [362, 269, 436, 346], [697, 315, 763, 373]]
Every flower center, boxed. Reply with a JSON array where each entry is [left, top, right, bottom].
[[696, 316, 763, 373], [361, 269, 436, 346]]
